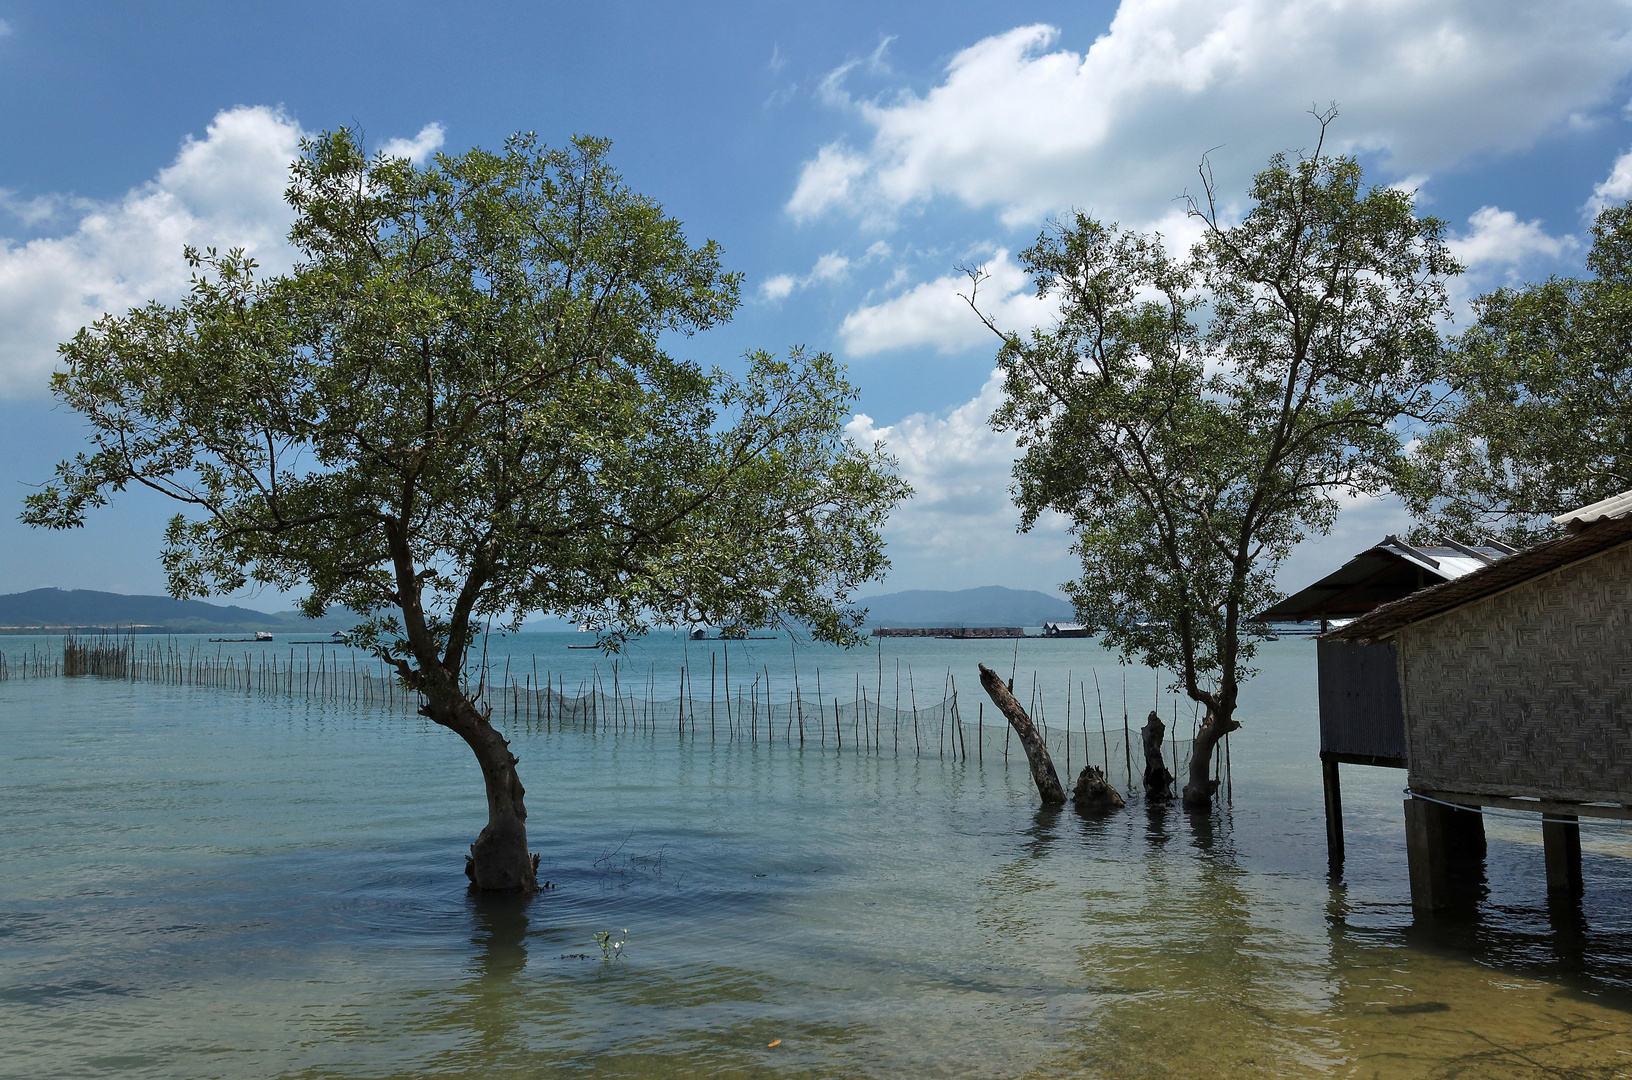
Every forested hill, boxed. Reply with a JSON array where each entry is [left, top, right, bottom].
[[0, 589, 344, 634], [856, 586, 1075, 627], [2, 585, 1075, 634]]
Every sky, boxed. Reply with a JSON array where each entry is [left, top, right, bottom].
[[3, 0, 1632, 611]]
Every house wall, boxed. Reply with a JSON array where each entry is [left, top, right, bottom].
[[1398, 540, 1632, 803], [1317, 639, 1407, 761]]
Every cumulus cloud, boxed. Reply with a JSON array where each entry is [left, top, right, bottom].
[[1274, 491, 1414, 594], [849, 365, 1417, 594], [381, 122, 446, 164], [839, 249, 1056, 356], [0, 190, 65, 228], [759, 250, 853, 301], [0, 108, 447, 397], [1449, 206, 1575, 269], [792, 3, 1632, 230], [1587, 144, 1632, 216], [849, 370, 1074, 589], [845, 199, 1579, 358], [788, 145, 871, 222], [1437, 205, 1579, 315], [0, 106, 304, 397]]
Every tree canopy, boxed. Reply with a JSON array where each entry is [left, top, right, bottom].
[[23, 130, 909, 888], [1397, 202, 1632, 546], [970, 116, 1457, 808]]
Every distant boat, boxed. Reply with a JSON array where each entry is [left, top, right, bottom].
[[254, 631, 274, 642]]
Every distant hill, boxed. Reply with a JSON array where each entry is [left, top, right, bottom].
[[517, 587, 1079, 633], [856, 586, 1075, 628], [0, 588, 349, 635]]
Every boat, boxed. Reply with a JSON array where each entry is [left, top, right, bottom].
[[255, 631, 274, 642]]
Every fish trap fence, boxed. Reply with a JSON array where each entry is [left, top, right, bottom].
[[507, 680, 1208, 794], [5, 634, 1217, 795], [3, 633, 427, 711]]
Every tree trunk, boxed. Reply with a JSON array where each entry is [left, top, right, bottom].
[[1140, 711, 1175, 801], [425, 691, 540, 892], [977, 663, 1065, 805], [1072, 765, 1125, 814], [1181, 705, 1239, 812]]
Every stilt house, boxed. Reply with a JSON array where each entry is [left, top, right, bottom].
[[1325, 491, 1632, 909], [1259, 537, 1512, 863]]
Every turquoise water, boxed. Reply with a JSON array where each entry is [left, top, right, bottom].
[[3, 635, 1631, 1077]]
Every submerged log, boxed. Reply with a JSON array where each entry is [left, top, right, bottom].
[[1141, 711, 1175, 802], [978, 663, 1066, 805], [1072, 765, 1126, 814]]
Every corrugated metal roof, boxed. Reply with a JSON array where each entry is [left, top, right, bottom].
[[1257, 537, 1511, 621], [1324, 513, 1632, 643], [1554, 487, 1632, 527]]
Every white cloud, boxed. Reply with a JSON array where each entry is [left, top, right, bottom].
[[380, 122, 445, 164], [849, 370, 1074, 590], [845, 200, 1579, 359], [793, 4, 1632, 230], [761, 273, 797, 301], [1448, 206, 1575, 269], [0, 106, 305, 397], [1439, 206, 1579, 317], [1274, 491, 1413, 595], [809, 251, 850, 282], [838, 248, 1054, 356], [0, 18, 12, 37], [788, 144, 870, 222], [0, 190, 67, 227], [0, 109, 448, 397], [851, 365, 1419, 595], [757, 249, 861, 301], [1587, 144, 1632, 216]]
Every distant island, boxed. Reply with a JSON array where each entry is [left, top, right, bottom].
[[0, 588, 349, 635], [854, 586, 1074, 628], [4, 584, 1074, 635]]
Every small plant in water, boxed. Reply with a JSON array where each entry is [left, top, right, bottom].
[[593, 929, 628, 961]]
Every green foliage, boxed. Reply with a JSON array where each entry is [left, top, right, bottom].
[[1396, 202, 1632, 547], [976, 115, 1456, 718], [23, 131, 908, 690], [593, 929, 628, 961]]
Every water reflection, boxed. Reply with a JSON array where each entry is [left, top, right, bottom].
[[468, 890, 532, 982], [1050, 800, 1338, 1078], [1023, 806, 1062, 857]]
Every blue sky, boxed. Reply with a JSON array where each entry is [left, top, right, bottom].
[[3, 0, 1632, 609]]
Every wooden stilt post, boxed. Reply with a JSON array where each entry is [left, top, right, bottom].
[[1404, 796, 1451, 913], [1543, 814, 1583, 898], [1322, 753, 1344, 868], [1445, 803, 1487, 869]]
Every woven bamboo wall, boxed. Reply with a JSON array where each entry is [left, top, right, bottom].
[[1400, 540, 1632, 802]]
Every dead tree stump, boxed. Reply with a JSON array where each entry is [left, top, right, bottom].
[[977, 663, 1065, 805], [1141, 710, 1175, 801], [1072, 765, 1126, 814]]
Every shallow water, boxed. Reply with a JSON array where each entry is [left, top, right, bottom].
[[3, 636, 1631, 1078]]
